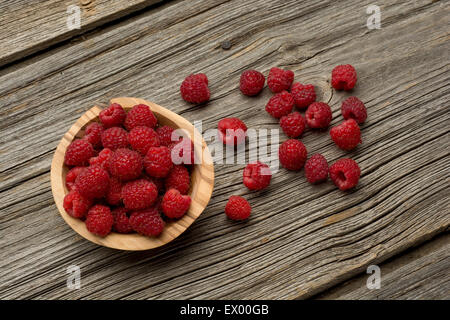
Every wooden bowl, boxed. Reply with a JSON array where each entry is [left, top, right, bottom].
[[51, 97, 214, 250]]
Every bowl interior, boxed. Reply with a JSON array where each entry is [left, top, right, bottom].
[[51, 97, 214, 250]]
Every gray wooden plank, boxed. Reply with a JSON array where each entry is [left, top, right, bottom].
[[0, 0, 166, 67], [0, 0, 449, 299], [315, 233, 450, 300]]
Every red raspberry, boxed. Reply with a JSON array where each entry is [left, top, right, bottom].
[[280, 112, 306, 138], [330, 119, 361, 151], [108, 148, 143, 181], [106, 177, 122, 206], [64, 139, 95, 166], [305, 102, 332, 129], [156, 125, 176, 146], [122, 179, 158, 210], [129, 208, 165, 236], [331, 64, 357, 91], [65, 166, 86, 191], [169, 138, 195, 165], [279, 139, 307, 171], [74, 165, 110, 199], [101, 127, 129, 150], [267, 67, 294, 93], [165, 165, 190, 195], [85, 204, 114, 237], [99, 103, 126, 128], [84, 122, 104, 148], [111, 207, 132, 233], [243, 161, 272, 190], [304, 154, 328, 184], [341, 96, 367, 124], [240, 70, 265, 96], [265, 90, 294, 118], [63, 190, 93, 219], [218, 117, 247, 145], [89, 148, 113, 170], [290, 83, 316, 109], [124, 104, 158, 130], [225, 196, 251, 220], [329, 158, 361, 190], [162, 189, 191, 219], [180, 73, 210, 104], [144, 146, 173, 178], [128, 126, 160, 155]]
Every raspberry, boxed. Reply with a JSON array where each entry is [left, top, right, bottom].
[[267, 67, 294, 93], [329, 158, 361, 190], [74, 165, 110, 199], [240, 70, 265, 96], [180, 73, 210, 104], [64, 139, 95, 166], [129, 208, 165, 236], [162, 189, 191, 219], [144, 146, 173, 178], [218, 117, 247, 145], [290, 83, 316, 109], [101, 127, 129, 150], [243, 161, 272, 190], [128, 126, 160, 155], [280, 112, 306, 138], [99, 103, 126, 128], [89, 148, 113, 170], [111, 207, 132, 233], [341, 96, 367, 124], [108, 148, 143, 181], [305, 102, 332, 129], [265, 90, 294, 118], [106, 177, 122, 206], [122, 179, 158, 210], [156, 125, 176, 146], [84, 122, 104, 148], [124, 104, 158, 130], [65, 166, 86, 191], [304, 154, 328, 184], [279, 139, 307, 171], [225, 196, 251, 220], [85, 204, 114, 237], [63, 190, 93, 219], [331, 64, 357, 91], [169, 138, 195, 165], [330, 119, 361, 150], [165, 165, 190, 195]]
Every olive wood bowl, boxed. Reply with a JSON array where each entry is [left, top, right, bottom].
[[50, 97, 214, 250]]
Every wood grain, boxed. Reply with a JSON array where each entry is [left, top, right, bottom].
[[315, 233, 450, 300], [0, 0, 449, 299], [0, 0, 165, 67], [50, 97, 214, 250]]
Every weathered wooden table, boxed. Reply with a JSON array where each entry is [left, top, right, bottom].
[[1, 0, 449, 300]]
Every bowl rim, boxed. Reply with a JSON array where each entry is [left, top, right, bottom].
[[50, 97, 214, 251]]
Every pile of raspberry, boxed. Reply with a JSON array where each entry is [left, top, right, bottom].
[[180, 64, 365, 221], [63, 103, 192, 238]]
